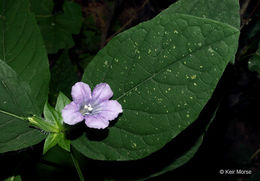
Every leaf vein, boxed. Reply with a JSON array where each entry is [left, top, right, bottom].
[[116, 31, 238, 101]]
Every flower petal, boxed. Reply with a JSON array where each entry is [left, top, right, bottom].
[[92, 83, 113, 105], [62, 102, 84, 125], [94, 100, 123, 121], [85, 115, 109, 129], [71, 82, 92, 105]]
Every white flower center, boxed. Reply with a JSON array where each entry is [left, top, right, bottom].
[[80, 104, 94, 115]]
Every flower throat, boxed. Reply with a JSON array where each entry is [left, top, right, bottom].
[[80, 104, 93, 115]]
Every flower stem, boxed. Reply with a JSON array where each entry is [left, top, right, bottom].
[[71, 151, 85, 181]]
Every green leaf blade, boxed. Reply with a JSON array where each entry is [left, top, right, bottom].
[[0, 60, 45, 153], [43, 133, 60, 154], [0, 0, 50, 114], [57, 133, 70, 152], [44, 102, 63, 129], [73, 1, 240, 161], [55, 92, 71, 113], [0, 0, 49, 152], [31, 0, 82, 53], [41, 100, 71, 154]]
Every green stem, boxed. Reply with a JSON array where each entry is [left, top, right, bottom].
[[0, 109, 26, 120], [71, 151, 85, 181]]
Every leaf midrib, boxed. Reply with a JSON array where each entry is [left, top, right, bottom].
[[116, 30, 239, 101], [110, 13, 239, 101], [0, 109, 25, 120]]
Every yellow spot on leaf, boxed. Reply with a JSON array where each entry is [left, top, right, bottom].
[[191, 75, 197, 79]]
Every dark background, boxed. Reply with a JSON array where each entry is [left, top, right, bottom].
[[1, 0, 260, 180]]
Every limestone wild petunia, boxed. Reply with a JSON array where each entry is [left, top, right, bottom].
[[62, 82, 123, 129]]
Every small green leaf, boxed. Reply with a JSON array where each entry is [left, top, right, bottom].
[[74, 0, 240, 160], [55, 92, 71, 113], [41, 98, 70, 154], [42, 130, 70, 155], [43, 133, 60, 154], [44, 102, 63, 128], [42, 129, 70, 154], [57, 133, 70, 152], [30, 0, 82, 53]]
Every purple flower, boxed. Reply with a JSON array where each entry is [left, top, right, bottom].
[[62, 82, 123, 129]]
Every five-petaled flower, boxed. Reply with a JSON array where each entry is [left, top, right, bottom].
[[62, 82, 123, 129]]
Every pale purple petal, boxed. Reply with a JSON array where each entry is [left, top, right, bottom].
[[92, 83, 113, 105], [94, 100, 123, 121], [85, 115, 109, 129], [62, 81, 123, 129], [71, 82, 92, 105], [62, 102, 84, 125]]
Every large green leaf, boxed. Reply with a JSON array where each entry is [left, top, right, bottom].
[[72, 0, 240, 160], [0, 60, 45, 153], [0, 0, 50, 113], [30, 0, 82, 54]]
